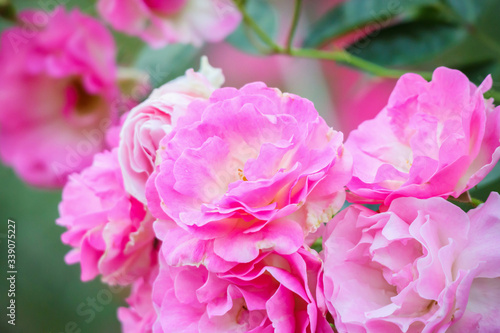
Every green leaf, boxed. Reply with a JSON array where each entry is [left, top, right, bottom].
[[226, 0, 277, 54], [346, 21, 466, 66], [303, 0, 438, 48], [0, 165, 123, 333], [135, 44, 200, 88], [459, 59, 499, 85]]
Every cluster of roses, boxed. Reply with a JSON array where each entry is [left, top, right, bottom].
[[56, 57, 500, 332], [1, 2, 500, 333]]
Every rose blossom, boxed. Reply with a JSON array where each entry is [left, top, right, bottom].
[[119, 57, 224, 203], [97, 0, 241, 48], [322, 193, 500, 332], [57, 148, 157, 285], [147, 82, 352, 265], [345, 67, 500, 204], [118, 266, 158, 333], [153, 246, 330, 332], [0, 7, 118, 188]]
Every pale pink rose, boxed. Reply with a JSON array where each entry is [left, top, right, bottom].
[[57, 148, 157, 285], [97, 0, 241, 48], [152, 218, 236, 274], [322, 193, 500, 332], [118, 266, 158, 333], [0, 7, 118, 188], [310, 0, 398, 136], [119, 57, 224, 203], [147, 82, 352, 265], [152, 247, 331, 333], [346, 67, 500, 204]]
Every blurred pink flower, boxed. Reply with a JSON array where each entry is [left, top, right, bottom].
[[97, 0, 241, 48], [153, 247, 330, 332], [119, 57, 224, 203], [57, 148, 157, 285], [322, 193, 500, 332], [322, 61, 396, 135], [119, 266, 158, 333], [346, 67, 500, 204], [147, 82, 352, 265], [0, 7, 118, 188]]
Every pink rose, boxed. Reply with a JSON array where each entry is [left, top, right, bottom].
[[118, 266, 158, 333], [322, 193, 500, 332], [0, 7, 118, 188], [57, 148, 157, 285], [345, 67, 500, 204], [119, 57, 224, 203], [153, 247, 330, 332], [97, 0, 241, 48], [147, 82, 352, 265]]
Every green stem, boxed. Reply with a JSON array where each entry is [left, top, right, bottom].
[[241, 23, 272, 54], [233, 0, 500, 101], [437, 3, 500, 101], [233, 0, 283, 53], [286, 0, 302, 52]]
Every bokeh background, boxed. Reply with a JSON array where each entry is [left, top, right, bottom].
[[1, 0, 500, 332]]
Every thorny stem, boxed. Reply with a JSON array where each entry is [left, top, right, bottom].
[[470, 197, 484, 208], [233, 0, 283, 53], [0, 0, 16, 23]]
